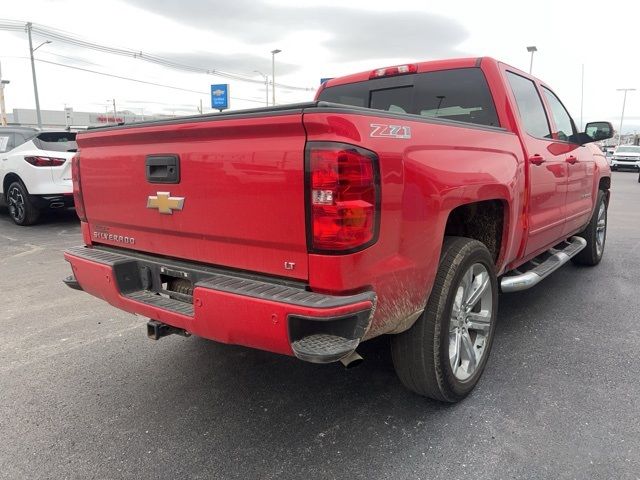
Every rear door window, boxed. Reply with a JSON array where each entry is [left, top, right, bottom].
[[0, 134, 14, 152], [33, 132, 77, 152], [318, 68, 500, 127]]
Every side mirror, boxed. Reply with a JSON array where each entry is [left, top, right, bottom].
[[584, 121, 614, 142]]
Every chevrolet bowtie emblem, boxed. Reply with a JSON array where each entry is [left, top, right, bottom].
[[147, 192, 185, 214]]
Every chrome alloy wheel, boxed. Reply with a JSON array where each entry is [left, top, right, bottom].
[[449, 263, 493, 381], [595, 201, 607, 257], [7, 186, 26, 223]]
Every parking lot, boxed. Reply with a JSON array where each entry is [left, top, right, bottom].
[[0, 171, 638, 479]]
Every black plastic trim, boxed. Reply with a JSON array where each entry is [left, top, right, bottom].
[[65, 245, 376, 309], [63, 274, 82, 291], [32, 194, 75, 209], [81, 102, 318, 132]]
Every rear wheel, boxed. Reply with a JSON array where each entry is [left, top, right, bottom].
[[6, 181, 40, 226], [572, 190, 607, 266], [391, 237, 498, 402]]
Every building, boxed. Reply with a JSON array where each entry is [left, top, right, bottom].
[[7, 108, 177, 129]]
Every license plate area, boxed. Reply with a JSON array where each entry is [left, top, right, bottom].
[[113, 261, 194, 306]]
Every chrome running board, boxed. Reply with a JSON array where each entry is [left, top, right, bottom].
[[500, 236, 587, 293]]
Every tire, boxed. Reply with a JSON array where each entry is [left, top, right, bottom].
[[6, 181, 40, 226], [572, 190, 607, 266], [391, 237, 498, 402]]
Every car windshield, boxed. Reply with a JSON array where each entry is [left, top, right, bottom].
[[615, 146, 640, 154], [33, 132, 77, 152]]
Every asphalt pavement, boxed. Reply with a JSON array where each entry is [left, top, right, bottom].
[[1, 171, 639, 479]]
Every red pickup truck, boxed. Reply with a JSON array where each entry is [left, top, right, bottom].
[[64, 57, 613, 402]]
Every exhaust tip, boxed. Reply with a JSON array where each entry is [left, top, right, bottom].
[[340, 350, 363, 369]]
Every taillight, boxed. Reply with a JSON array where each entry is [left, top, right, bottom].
[[370, 64, 417, 79], [71, 153, 87, 222], [24, 156, 66, 167], [306, 142, 380, 252]]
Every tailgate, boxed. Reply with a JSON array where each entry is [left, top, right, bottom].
[[76, 111, 309, 280]]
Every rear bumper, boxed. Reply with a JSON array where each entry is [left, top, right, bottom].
[[64, 245, 375, 362], [32, 193, 75, 210]]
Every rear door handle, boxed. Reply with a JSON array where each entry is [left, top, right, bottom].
[[566, 155, 578, 164], [529, 154, 545, 165]]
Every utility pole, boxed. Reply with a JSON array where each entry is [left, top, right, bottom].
[[616, 88, 636, 145], [271, 49, 281, 106], [26, 23, 52, 129], [112, 98, 117, 121], [254, 70, 269, 106], [0, 61, 9, 127]]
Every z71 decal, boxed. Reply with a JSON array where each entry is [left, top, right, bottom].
[[370, 123, 412, 139]]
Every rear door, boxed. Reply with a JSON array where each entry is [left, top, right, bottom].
[[0, 132, 15, 191], [505, 71, 568, 257], [540, 86, 595, 236]]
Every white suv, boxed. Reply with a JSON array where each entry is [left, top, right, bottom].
[[0, 127, 76, 225], [611, 145, 640, 171]]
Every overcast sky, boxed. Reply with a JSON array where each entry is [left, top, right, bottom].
[[1, 0, 639, 132]]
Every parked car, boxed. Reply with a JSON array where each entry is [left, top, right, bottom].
[[610, 145, 640, 171], [604, 148, 615, 165], [0, 127, 76, 225], [63, 57, 612, 402]]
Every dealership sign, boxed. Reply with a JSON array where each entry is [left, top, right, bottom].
[[211, 84, 229, 111]]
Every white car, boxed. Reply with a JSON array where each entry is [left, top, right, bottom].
[[611, 145, 640, 171], [0, 127, 76, 225]]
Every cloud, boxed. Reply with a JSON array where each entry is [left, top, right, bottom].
[[125, 0, 468, 61], [153, 52, 299, 76]]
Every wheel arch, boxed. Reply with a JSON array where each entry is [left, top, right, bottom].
[[2, 172, 25, 198], [443, 199, 509, 267]]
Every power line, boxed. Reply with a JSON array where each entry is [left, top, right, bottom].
[[4, 55, 266, 104], [0, 19, 315, 92]]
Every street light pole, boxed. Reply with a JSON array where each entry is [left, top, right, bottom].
[[526, 46, 537, 74], [616, 88, 636, 145], [271, 49, 281, 106], [254, 70, 269, 107]]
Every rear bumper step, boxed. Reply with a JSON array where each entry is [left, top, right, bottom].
[[500, 236, 587, 293], [64, 245, 376, 362]]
